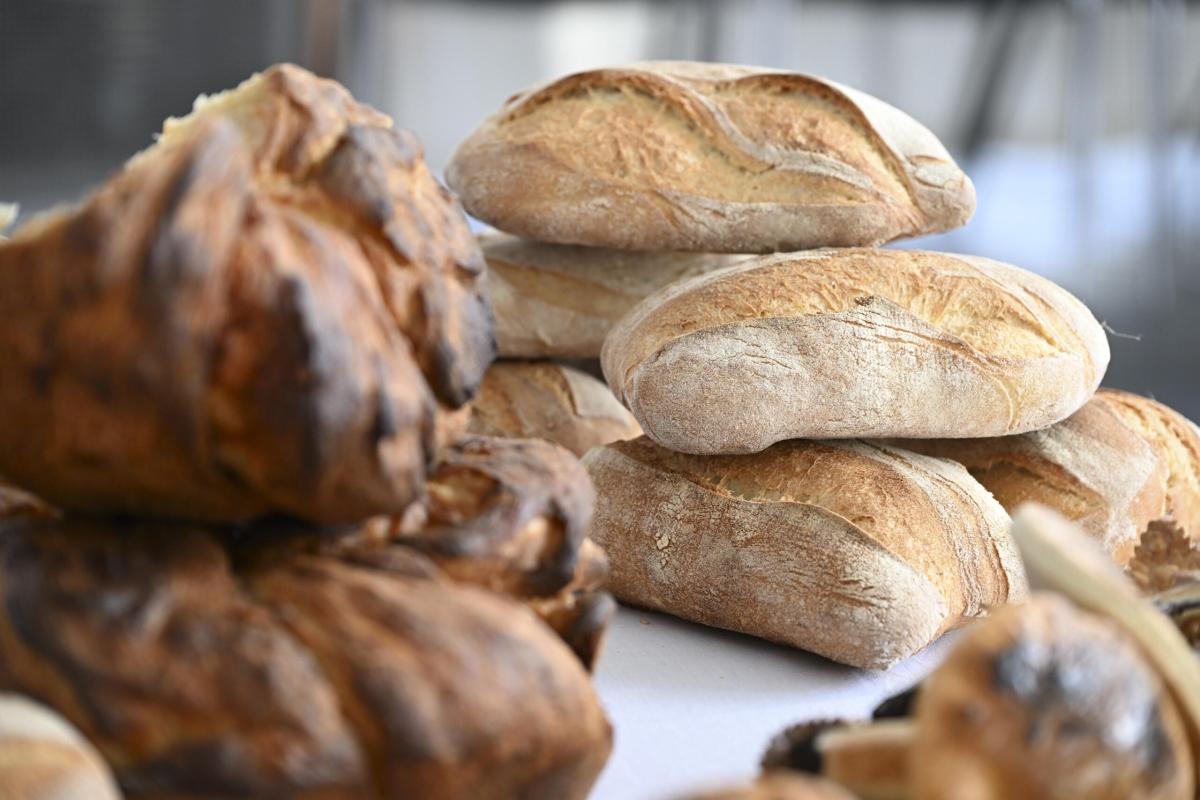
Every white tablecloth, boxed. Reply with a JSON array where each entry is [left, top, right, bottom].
[[590, 607, 954, 799]]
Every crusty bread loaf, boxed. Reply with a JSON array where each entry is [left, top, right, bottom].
[[0, 436, 612, 799], [0, 694, 121, 800], [468, 362, 641, 456], [603, 249, 1109, 453], [0, 64, 493, 524], [448, 62, 975, 252], [481, 232, 747, 357], [894, 389, 1200, 565], [583, 436, 1027, 669]]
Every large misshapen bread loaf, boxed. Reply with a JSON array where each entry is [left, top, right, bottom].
[[0, 436, 613, 799], [0, 64, 494, 524], [603, 248, 1109, 453], [468, 361, 641, 456], [0, 693, 121, 800], [449, 62, 975, 252], [481, 232, 748, 357], [895, 389, 1200, 565], [583, 436, 1027, 669]]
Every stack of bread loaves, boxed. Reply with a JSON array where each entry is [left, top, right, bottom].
[[444, 60, 1200, 670], [0, 65, 614, 800]]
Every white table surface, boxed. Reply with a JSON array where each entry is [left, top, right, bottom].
[[590, 607, 956, 800]]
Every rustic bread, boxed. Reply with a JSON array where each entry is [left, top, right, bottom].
[[448, 62, 975, 252], [894, 389, 1200, 565], [481, 232, 747, 357], [468, 362, 641, 456], [912, 593, 1192, 800], [0, 694, 121, 800], [0, 64, 493, 524], [583, 436, 1027, 669], [603, 249, 1109, 453]]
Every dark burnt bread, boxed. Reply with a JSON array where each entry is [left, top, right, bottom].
[[0, 65, 493, 525], [0, 516, 611, 800]]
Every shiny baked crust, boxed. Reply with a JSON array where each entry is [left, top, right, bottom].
[[0, 64, 493, 524]]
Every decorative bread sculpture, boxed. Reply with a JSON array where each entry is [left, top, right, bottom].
[[896, 389, 1200, 564], [480, 232, 746, 358], [449, 62, 975, 252], [0, 64, 493, 524], [584, 436, 1027, 668], [0, 693, 122, 800], [0, 436, 612, 800], [468, 361, 641, 456], [603, 249, 1109, 453]]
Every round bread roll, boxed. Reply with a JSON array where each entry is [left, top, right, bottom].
[[468, 361, 641, 456], [481, 232, 747, 358], [0, 694, 121, 800], [603, 249, 1109, 453], [895, 389, 1200, 565], [912, 593, 1192, 800], [583, 436, 1027, 669], [0, 437, 612, 800], [448, 62, 975, 253], [0, 64, 493, 524]]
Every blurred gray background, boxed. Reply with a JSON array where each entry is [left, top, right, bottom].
[[1, 0, 1197, 416]]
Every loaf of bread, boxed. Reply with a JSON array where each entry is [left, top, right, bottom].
[[481, 232, 746, 357], [0, 64, 493, 524], [583, 436, 1027, 668], [0, 694, 121, 800], [448, 62, 975, 252], [894, 389, 1200, 565], [468, 362, 641, 456], [603, 249, 1109, 453], [0, 436, 612, 799]]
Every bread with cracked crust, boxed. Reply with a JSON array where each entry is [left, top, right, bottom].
[[447, 61, 975, 252], [583, 436, 1027, 669], [894, 389, 1200, 565], [468, 361, 641, 456], [602, 248, 1109, 453], [0, 64, 494, 524], [480, 232, 747, 357]]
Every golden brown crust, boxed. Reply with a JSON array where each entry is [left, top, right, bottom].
[[899, 390, 1199, 566], [603, 249, 1109, 452], [0, 64, 493, 524], [448, 62, 974, 252], [0, 693, 121, 800], [583, 436, 1026, 668], [468, 362, 641, 456], [481, 232, 748, 358], [912, 593, 1192, 800], [0, 515, 612, 800]]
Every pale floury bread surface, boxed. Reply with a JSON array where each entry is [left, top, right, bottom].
[[481, 233, 747, 358], [468, 362, 641, 457], [895, 389, 1200, 565], [583, 437, 1027, 669], [603, 249, 1110, 454], [0, 694, 121, 800], [448, 62, 975, 252]]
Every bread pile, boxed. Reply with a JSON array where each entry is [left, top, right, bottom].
[[449, 60, 1200, 670], [0, 65, 614, 800]]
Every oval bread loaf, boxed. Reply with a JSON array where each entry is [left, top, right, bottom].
[[481, 232, 747, 358], [603, 249, 1110, 453], [894, 389, 1200, 565], [0, 694, 121, 800], [468, 362, 641, 456], [583, 436, 1027, 669], [448, 62, 975, 252]]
